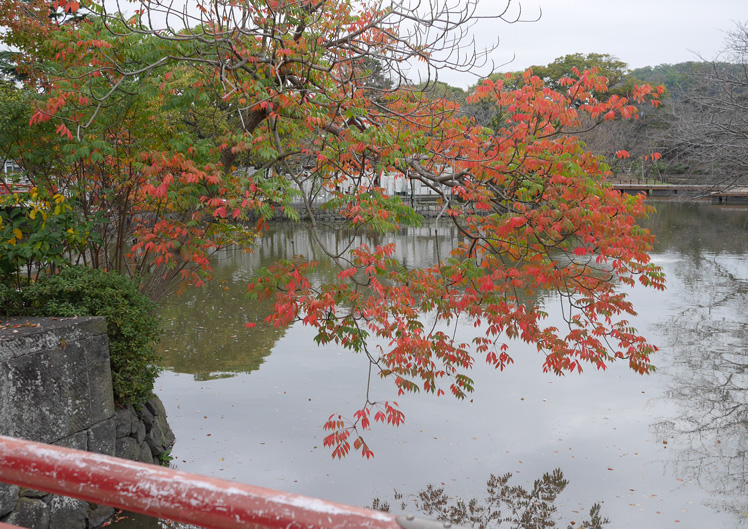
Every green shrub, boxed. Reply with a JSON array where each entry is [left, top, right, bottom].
[[7, 267, 162, 406], [0, 281, 24, 315]]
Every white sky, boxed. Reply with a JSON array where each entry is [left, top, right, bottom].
[[437, 0, 747, 86]]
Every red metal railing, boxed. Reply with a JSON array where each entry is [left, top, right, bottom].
[[0, 435, 432, 529]]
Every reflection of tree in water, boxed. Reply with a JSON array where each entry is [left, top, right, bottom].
[[372, 469, 608, 529], [156, 246, 285, 380], [156, 222, 466, 380], [654, 255, 748, 520], [641, 202, 748, 259]]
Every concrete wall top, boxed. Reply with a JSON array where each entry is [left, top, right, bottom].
[[0, 317, 107, 361]]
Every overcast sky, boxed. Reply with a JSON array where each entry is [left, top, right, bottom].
[[437, 0, 746, 85]]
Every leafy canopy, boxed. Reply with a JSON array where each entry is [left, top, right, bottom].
[[0, 0, 665, 458]]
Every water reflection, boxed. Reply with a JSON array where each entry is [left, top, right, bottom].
[[372, 469, 609, 529], [157, 246, 283, 380], [644, 201, 748, 257], [157, 223, 466, 379], [653, 250, 748, 519]]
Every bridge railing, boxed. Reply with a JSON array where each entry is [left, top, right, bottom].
[[0, 435, 445, 529]]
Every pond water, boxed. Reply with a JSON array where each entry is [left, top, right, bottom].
[[116, 201, 748, 528]]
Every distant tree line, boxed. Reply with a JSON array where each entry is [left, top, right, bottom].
[[417, 28, 748, 188]]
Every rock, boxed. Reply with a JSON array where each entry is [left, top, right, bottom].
[[136, 403, 155, 432], [142, 396, 175, 459], [82, 334, 115, 421], [86, 503, 115, 528], [20, 488, 49, 499], [126, 404, 139, 436], [87, 416, 116, 455], [134, 418, 147, 445], [162, 416, 176, 448], [54, 430, 88, 451], [115, 395, 175, 464], [48, 496, 87, 529], [145, 418, 170, 455], [138, 441, 154, 464], [114, 407, 133, 438], [145, 396, 167, 422], [0, 483, 18, 518], [5, 497, 50, 529], [115, 436, 141, 461]]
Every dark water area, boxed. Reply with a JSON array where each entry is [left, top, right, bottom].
[[115, 201, 748, 528]]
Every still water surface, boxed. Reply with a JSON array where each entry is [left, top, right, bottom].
[[120, 201, 748, 528]]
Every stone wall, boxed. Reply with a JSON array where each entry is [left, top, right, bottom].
[[115, 396, 175, 466], [0, 317, 174, 528]]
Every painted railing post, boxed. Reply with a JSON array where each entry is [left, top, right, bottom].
[[0, 435, 454, 529]]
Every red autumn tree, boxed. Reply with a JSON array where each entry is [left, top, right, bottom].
[[0, 0, 664, 457]]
